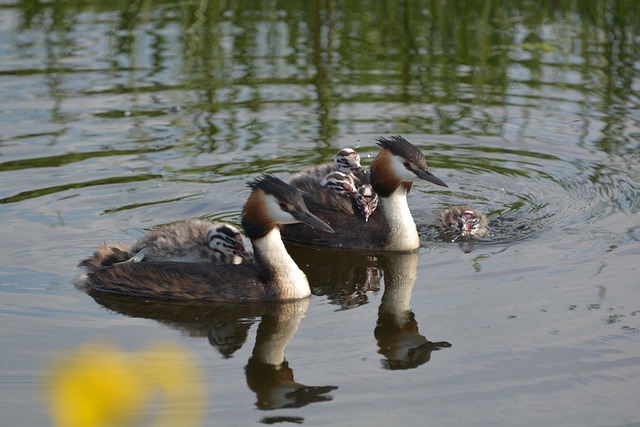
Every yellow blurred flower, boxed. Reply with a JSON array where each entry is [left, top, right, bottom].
[[44, 341, 207, 427]]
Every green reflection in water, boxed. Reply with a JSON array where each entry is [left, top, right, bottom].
[[4, 0, 639, 152], [0, 174, 162, 205]]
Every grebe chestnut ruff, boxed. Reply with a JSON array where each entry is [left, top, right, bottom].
[[438, 206, 489, 240], [77, 175, 334, 302], [283, 136, 449, 251]]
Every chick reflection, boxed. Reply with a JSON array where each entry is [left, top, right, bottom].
[[85, 292, 337, 413]]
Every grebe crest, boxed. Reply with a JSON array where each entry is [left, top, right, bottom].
[[78, 175, 334, 302]]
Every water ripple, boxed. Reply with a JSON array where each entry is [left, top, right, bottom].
[[419, 139, 639, 246]]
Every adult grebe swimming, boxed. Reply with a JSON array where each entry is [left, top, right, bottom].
[[438, 206, 489, 239], [282, 136, 449, 251], [81, 220, 253, 269], [77, 175, 334, 302]]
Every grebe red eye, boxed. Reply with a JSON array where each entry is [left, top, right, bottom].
[[279, 202, 287, 210], [403, 161, 411, 169]]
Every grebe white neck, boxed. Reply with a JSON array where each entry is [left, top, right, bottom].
[[252, 227, 310, 300], [378, 186, 420, 251]]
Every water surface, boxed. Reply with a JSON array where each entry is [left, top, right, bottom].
[[1, 2, 639, 426]]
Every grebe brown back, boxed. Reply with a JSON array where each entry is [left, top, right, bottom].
[[77, 175, 334, 302], [282, 136, 448, 251], [438, 206, 489, 239]]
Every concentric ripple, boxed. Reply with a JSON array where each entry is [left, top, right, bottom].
[[416, 138, 639, 247]]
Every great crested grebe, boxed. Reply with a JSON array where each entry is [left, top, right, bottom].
[[77, 175, 334, 302], [438, 206, 489, 239], [283, 136, 449, 251], [80, 220, 252, 270]]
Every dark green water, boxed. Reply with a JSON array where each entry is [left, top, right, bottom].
[[1, 1, 639, 426]]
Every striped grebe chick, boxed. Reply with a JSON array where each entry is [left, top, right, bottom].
[[283, 136, 448, 251], [77, 175, 334, 302], [289, 148, 364, 187], [320, 171, 359, 198], [128, 220, 253, 264], [319, 171, 379, 222], [355, 183, 378, 222], [438, 206, 489, 240], [80, 220, 252, 270]]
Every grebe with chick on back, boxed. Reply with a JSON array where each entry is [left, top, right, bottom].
[[77, 175, 334, 302], [283, 136, 449, 251]]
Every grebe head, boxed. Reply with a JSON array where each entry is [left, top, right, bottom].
[[371, 136, 448, 196], [205, 223, 254, 263], [334, 148, 364, 174], [320, 171, 359, 198], [355, 184, 379, 221], [243, 174, 335, 238]]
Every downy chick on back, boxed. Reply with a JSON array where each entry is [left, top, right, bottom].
[[128, 219, 253, 264], [319, 170, 378, 222], [289, 148, 364, 187], [80, 219, 252, 271]]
